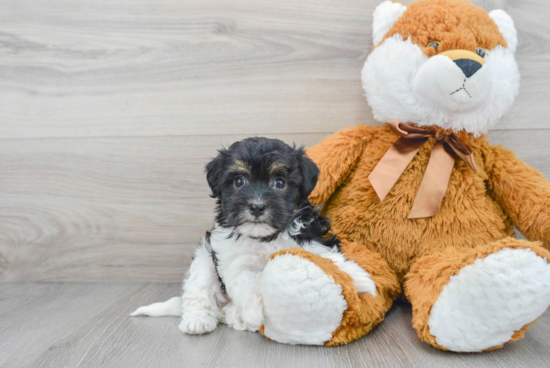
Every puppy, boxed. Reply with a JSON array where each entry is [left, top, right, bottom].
[[131, 137, 376, 335]]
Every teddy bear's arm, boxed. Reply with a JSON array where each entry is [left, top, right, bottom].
[[306, 127, 368, 206], [487, 144, 550, 247]]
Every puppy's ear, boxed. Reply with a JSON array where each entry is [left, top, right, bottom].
[[205, 150, 228, 198], [299, 153, 320, 198]]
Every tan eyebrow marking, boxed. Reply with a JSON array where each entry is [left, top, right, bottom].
[[270, 162, 287, 174], [229, 159, 251, 173]]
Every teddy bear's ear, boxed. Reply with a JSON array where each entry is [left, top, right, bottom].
[[489, 9, 518, 54], [372, 1, 407, 46]]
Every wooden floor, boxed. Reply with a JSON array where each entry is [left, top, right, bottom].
[[0, 283, 548, 368]]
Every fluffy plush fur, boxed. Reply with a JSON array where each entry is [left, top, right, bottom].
[[362, 0, 519, 136], [406, 238, 550, 352], [427, 245, 550, 352], [261, 245, 400, 345], [131, 138, 380, 345], [307, 0, 550, 352]]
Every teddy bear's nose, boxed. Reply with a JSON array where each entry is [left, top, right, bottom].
[[439, 50, 485, 79], [454, 59, 483, 78]]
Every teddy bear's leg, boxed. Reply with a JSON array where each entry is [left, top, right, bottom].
[[260, 243, 400, 346], [405, 238, 550, 352]]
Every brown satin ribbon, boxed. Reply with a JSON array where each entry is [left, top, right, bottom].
[[368, 120, 478, 219]]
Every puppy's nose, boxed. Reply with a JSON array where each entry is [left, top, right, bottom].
[[249, 203, 266, 217], [454, 59, 482, 78]]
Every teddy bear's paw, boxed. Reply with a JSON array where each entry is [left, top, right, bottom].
[[179, 311, 218, 335], [260, 253, 348, 345], [429, 247, 550, 352]]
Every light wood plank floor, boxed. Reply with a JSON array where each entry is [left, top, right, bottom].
[[0, 283, 548, 368]]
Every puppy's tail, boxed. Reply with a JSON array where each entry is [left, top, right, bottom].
[[129, 296, 182, 317]]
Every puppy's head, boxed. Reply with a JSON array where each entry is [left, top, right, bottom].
[[205, 137, 319, 238]]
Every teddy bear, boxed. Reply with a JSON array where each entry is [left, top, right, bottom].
[[258, 0, 550, 352]]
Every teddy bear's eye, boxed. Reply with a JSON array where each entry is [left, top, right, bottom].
[[427, 41, 440, 51], [476, 47, 486, 58]]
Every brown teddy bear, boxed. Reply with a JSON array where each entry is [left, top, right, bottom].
[[303, 0, 550, 352], [135, 0, 550, 351]]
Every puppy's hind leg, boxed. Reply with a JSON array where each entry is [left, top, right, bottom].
[[301, 243, 377, 296], [179, 238, 225, 335], [319, 252, 377, 297]]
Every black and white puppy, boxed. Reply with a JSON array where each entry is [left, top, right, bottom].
[[131, 138, 375, 334]]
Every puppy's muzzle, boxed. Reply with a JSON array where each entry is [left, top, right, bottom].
[[249, 203, 266, 218]]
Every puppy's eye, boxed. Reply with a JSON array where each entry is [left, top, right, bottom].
[[427, 41, 440, 52], [274, 178, 286, 189], [476, 47, 486, 58], [234, 176, 246, 188]]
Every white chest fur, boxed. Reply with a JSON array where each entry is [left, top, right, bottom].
[[209, 226, 331, 287]]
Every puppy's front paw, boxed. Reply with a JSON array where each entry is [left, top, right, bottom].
[[242, 295, 263, 332], [179, 312, 218, 335]]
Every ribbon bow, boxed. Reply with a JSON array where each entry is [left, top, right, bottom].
[[368, 120, 478, 219]]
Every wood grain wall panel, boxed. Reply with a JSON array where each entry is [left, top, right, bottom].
[[0, 0, 373, 139], [0, 130, 547, 282], [0, 0, 549, 141], [0, 133, 328, 282]]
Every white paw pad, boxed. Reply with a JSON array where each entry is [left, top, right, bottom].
[[429, 248, 550, 352], [260, 254, 348, 345], [179, 313, 218, 335]]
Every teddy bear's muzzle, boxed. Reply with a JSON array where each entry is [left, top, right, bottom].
[[413, 49, 492, 114]]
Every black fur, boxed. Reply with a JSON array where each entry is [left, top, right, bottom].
[[205, 137, 339, 249], [204, 231, 227, 295]]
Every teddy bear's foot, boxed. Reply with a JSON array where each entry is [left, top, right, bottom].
[[429, 247, 550, 352], [260, 249, 348, 345], [406, 238, 550, 352], [260, 244, 400, 346]]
